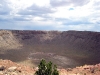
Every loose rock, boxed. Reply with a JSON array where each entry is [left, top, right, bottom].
[[8, 67, 17, 72], [0, 65, 5, 71]]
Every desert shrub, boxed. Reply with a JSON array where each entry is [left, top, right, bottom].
[[35, 59, 59, 75]]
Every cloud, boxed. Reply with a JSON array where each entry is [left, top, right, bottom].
[[57, 18, 93, 25], [18, 4, 55, 16], [67, 24, 94, 31], [50, 0, 90, 7], [13, 15, 31, 21], [91, 0, 100, 12], [0, 0, 100, 31], [0, 0, 11, 15]]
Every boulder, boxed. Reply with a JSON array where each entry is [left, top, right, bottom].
[[0, 65, 5, 71], [8, 66, 17, 72]]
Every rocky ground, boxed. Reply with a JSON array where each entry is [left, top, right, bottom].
[[0, 59, 100, 75], [0, 59, 35, 75], [59, 64, 100, 75]]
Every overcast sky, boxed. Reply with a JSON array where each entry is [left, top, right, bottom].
[[0, 0, 100, 31]]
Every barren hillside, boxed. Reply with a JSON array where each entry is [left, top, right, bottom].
[[0, 30, 100, 68], [0, 30, 22, 49]]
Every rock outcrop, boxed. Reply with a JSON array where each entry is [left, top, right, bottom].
[[0, 59, 35, 75], [0, 30, 22, 50]]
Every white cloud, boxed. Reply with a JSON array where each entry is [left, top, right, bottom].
[[0, 0, 100, 31], [8, 0, 50, 10], [50, 0, 90, 7], [68, 24, 94, 30], [0, 4, 2, 7], [8, 0, 34, 9], [31, 0, 50, 6], [50, 1, 94, 19], [32, 17, 44, 21]]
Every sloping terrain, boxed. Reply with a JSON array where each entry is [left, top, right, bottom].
[[0, 30, 100, 68], [0, 30, 22, 50], [0, 59, 100, 75], [0, 59, 35, 75]]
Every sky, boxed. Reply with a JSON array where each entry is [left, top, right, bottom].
[[0, 0, 100, 31]]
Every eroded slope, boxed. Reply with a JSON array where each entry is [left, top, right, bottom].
[[0, 30, 22, 50]]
